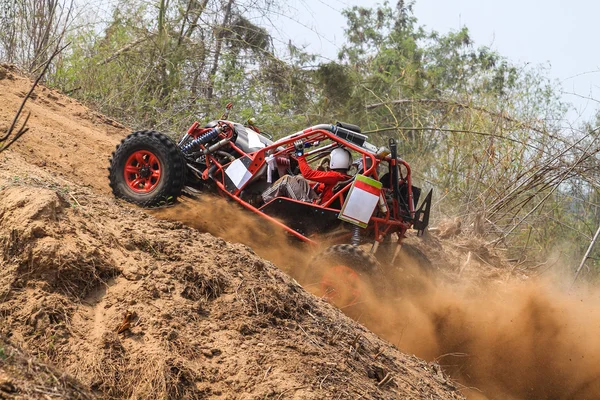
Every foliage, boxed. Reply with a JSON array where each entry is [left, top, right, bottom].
[[0, 0, 74, 71]]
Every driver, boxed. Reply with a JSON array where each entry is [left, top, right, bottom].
[[262, 141, 352, 204]]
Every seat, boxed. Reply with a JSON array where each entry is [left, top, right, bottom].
[[260, 197, 341, 237]]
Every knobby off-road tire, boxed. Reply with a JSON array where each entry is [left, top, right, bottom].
[[375, 241, 435, 297], [375, 241, 434, 274], [311, 244, 385, 309], [399, 243, 434, 273], [109, 131, 186, 207]]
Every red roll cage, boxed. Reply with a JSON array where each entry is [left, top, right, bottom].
[[185, 121, 422, 247]]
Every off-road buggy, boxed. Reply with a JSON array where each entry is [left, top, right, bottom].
[[108, 106, 432, 307]]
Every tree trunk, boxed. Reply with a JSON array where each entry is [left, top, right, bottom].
[[206, 0, 234, 100]]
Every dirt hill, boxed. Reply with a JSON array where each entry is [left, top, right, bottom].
[[0, 65, 462, 398]]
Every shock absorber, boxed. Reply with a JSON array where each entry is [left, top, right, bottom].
[[181, 125, 223, 153], [351, 225, 361, 246]]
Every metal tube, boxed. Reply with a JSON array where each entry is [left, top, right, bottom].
[[305, 143, 336, 157], [203, 138, 231, 154], [214, 180, 317, 245], [389, 138, 400, 200], [273, 124, 334, 144], [178, 133, 190, 146]]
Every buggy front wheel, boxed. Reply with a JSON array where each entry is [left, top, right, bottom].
[[108, 131, 186, 207]]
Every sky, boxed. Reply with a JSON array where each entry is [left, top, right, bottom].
[[267, 0, 600, 125]]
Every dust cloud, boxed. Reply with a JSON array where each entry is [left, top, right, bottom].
[[152, 196, 600, 399], [358, 266, 600, 400], [149, 195, 311, 272]]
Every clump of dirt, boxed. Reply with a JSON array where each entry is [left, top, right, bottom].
[[0, 334, 95, 399], [0, 185, 119, 300]]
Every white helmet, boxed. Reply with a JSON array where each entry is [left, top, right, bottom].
[[330, 148, 352, 171]]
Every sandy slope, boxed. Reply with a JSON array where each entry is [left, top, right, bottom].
[[0, 64, 123, 193], [0, 65, 462, 398]]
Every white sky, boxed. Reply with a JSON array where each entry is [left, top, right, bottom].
[[267, 0, 600, 125]]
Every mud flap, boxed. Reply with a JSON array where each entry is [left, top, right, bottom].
[[413, 189, 432, 236]]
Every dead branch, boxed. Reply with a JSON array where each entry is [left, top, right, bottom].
[[0, 42, 70, 154], [572, 223, 600, 287], [97, 37, 149, 66], [377, 125, 539, 151], [365, 98, 551, 137], [487, 130, 599, 220], [489, 130, 600, 245]]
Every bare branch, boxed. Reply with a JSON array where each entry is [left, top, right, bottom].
[[1, 42, 70, 153]]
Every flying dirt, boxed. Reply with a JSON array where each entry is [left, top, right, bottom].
[[2, 63, 600, 400]]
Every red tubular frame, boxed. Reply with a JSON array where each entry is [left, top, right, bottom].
[[213, 178, 318, 245], [196, 124, 417, 245]]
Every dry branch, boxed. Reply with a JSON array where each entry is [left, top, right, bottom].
[[363, 125, 539, 151], [489, 129, 600, 245], [97, 37, 149, 66], [366, 98, 550, 137], [0, 43, 70, 154], [572, 224, 600, 286]]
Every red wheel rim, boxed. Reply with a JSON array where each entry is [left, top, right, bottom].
[[320, 265, 363, 307], [124, 150, 161, 193]]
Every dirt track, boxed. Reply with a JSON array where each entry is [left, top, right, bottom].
[[0, 65, 462, 398]]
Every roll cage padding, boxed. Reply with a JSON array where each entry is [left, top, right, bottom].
[[335, 121, 361, 133], [332, 125, 368, 147]]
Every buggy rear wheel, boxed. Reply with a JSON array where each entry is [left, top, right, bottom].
[[312, 244, 383, 309], [109, 131, 186, 207], [375, 241, 435, 297], [375, 242, 434, 273]]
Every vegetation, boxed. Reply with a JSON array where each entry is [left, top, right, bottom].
[[1, 0, 600, 277]]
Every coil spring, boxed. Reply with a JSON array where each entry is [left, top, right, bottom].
[[351, 225, 361, 246], [181, 128, 220, 153]]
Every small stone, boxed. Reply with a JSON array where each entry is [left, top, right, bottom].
[[167, 330, 178, 340], [0, 378, 16, 393]]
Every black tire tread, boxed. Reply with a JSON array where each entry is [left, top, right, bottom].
[[319, 244, 381, 275], [375, 241, 434, 273], [108, 130, 186, 207], [400, 243, 434, 272], [311, 244, 386, 296]]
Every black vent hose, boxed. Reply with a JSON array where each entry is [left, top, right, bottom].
[[181, 126, 222, 153]]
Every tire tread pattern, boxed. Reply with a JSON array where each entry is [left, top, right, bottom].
[[108, 131, 186, 207], [312, 244, 387, 295]]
